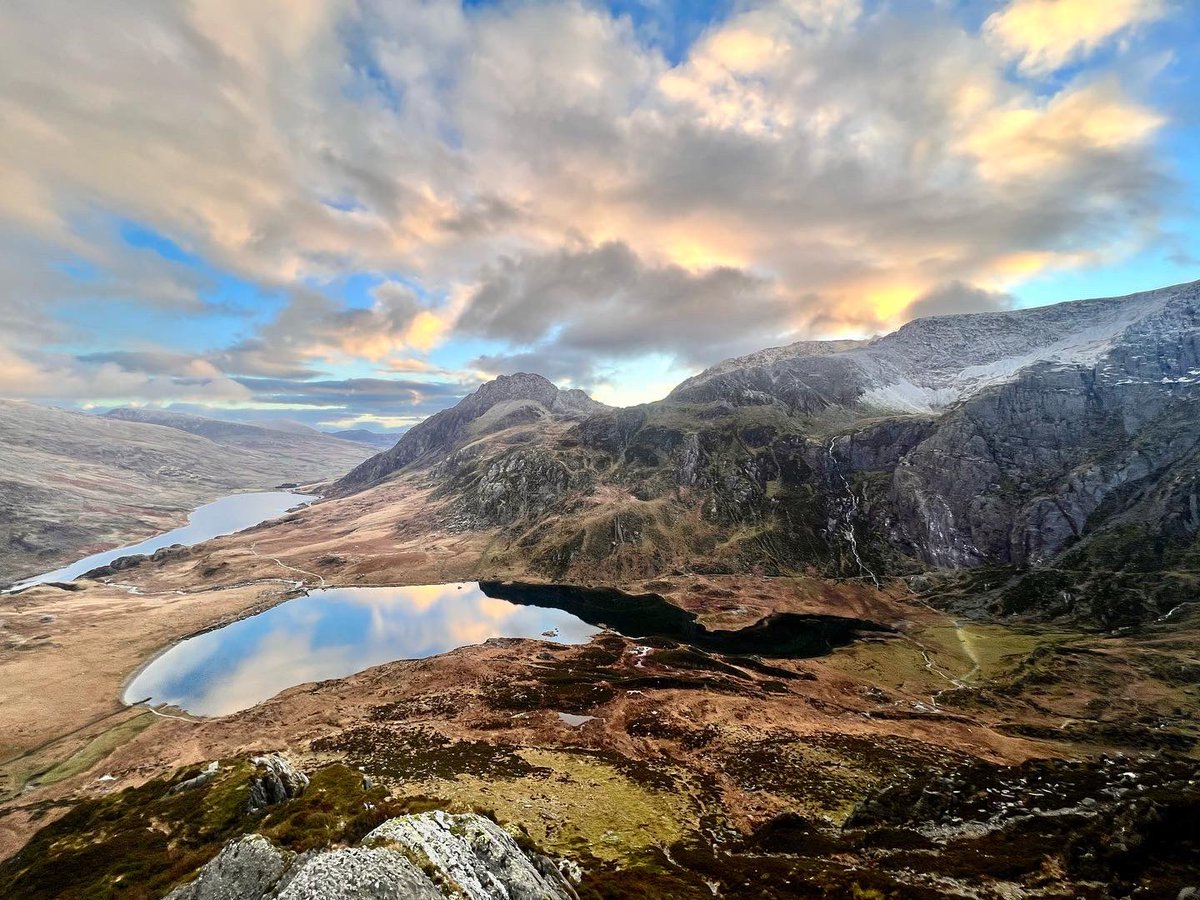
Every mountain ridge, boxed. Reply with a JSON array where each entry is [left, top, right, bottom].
[[329, 279, 1200, 624], [336, 372, 610, 491]]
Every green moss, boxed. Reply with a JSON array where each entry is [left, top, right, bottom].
[[22, 712, 157, 792]]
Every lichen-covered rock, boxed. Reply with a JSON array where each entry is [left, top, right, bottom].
[[364, 810, 577, 900], [247, 754, 309, 812], [165, 835, 297, 900], [275, 848, 441, 900], [162, 813, 578, 900]]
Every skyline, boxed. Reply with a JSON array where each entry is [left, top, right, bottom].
[[1, 0, 1197, 431]]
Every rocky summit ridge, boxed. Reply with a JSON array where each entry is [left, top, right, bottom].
[[670, 281, 1188, 413], [336, 373, 608, 491]]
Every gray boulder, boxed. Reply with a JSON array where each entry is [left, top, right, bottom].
[[248, 754, 309, 812], [275, 848, 441, 900], [167, 761, 220, 796], [364, 810, 576, 900], [162, 812, 578, 900], [165, 834, 297, 900]]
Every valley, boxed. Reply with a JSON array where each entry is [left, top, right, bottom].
[[0, 403, 373, 586], [0, 283, 1198, 897]]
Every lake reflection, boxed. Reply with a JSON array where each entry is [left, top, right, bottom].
[[124, 583, 601, 716], [10, 491, 309, 591]]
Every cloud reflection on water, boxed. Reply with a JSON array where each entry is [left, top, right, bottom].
[[125, 582, 599, 716]]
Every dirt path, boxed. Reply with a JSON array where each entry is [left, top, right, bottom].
[[249, 543, 327, 589]]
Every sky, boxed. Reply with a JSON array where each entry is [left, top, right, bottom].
[[0, 0, 1197, 432]]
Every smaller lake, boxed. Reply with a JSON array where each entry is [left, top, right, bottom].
[[9, 491, 309, 592], [124, 583, 602, 716]]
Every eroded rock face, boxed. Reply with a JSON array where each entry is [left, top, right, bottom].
[[163, 813, 577, 900], [247, 755, 309, 812]]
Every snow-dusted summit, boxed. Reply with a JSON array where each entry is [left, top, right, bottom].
[[672, 281, 1197, 414]]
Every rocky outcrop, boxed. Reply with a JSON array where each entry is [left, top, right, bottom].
[[363, 811, 576, 900], [81, 544, 192, 580], [167, 761, 220, 795], [164, 812, 577, 900], [166, 835, 297, 900], [438, 446, 585, 529], [247, 755, 309, 812], [336, 373, 608, 491]]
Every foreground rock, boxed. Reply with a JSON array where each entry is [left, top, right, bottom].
[[165, 811, 577, 900]]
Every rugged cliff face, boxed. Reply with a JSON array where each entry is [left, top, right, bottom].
[[334, 281, 1200, 621], [892, 284, 1200, 569]]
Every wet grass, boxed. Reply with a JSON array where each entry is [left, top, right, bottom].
[[33, 712, 157, 789]]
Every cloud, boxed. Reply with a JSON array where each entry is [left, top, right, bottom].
[[904, 281, 1014, 320], [0, 345, 252, 405], [985, 0, 1166, 75], [234, 375, 472, 415], [214, 282, 450, 378], [0, 0, 1180, 409], [459, 242, 794, 369]]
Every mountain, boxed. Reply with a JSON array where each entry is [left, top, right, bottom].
[[328, 428, 399, 448], [669, 284, 1178, 413], [333, 280, 1200, 625], [0, 403, 373, 585], [104, 408, 365, 457], [245, 418, 322, 434], [336, 372, 609, 491]]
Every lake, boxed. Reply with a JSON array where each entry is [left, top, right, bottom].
[[123, 579, 888, 717], [8, 491, 309, 591], [123, 583, 602, 716]]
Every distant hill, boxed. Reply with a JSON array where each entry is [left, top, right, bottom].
[[0, 403, 372, 585], [328, 429, 399, 449], [244, 418, 323, 435]]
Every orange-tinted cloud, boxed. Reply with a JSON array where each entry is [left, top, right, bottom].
[[985, 0, 1166, 74]]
